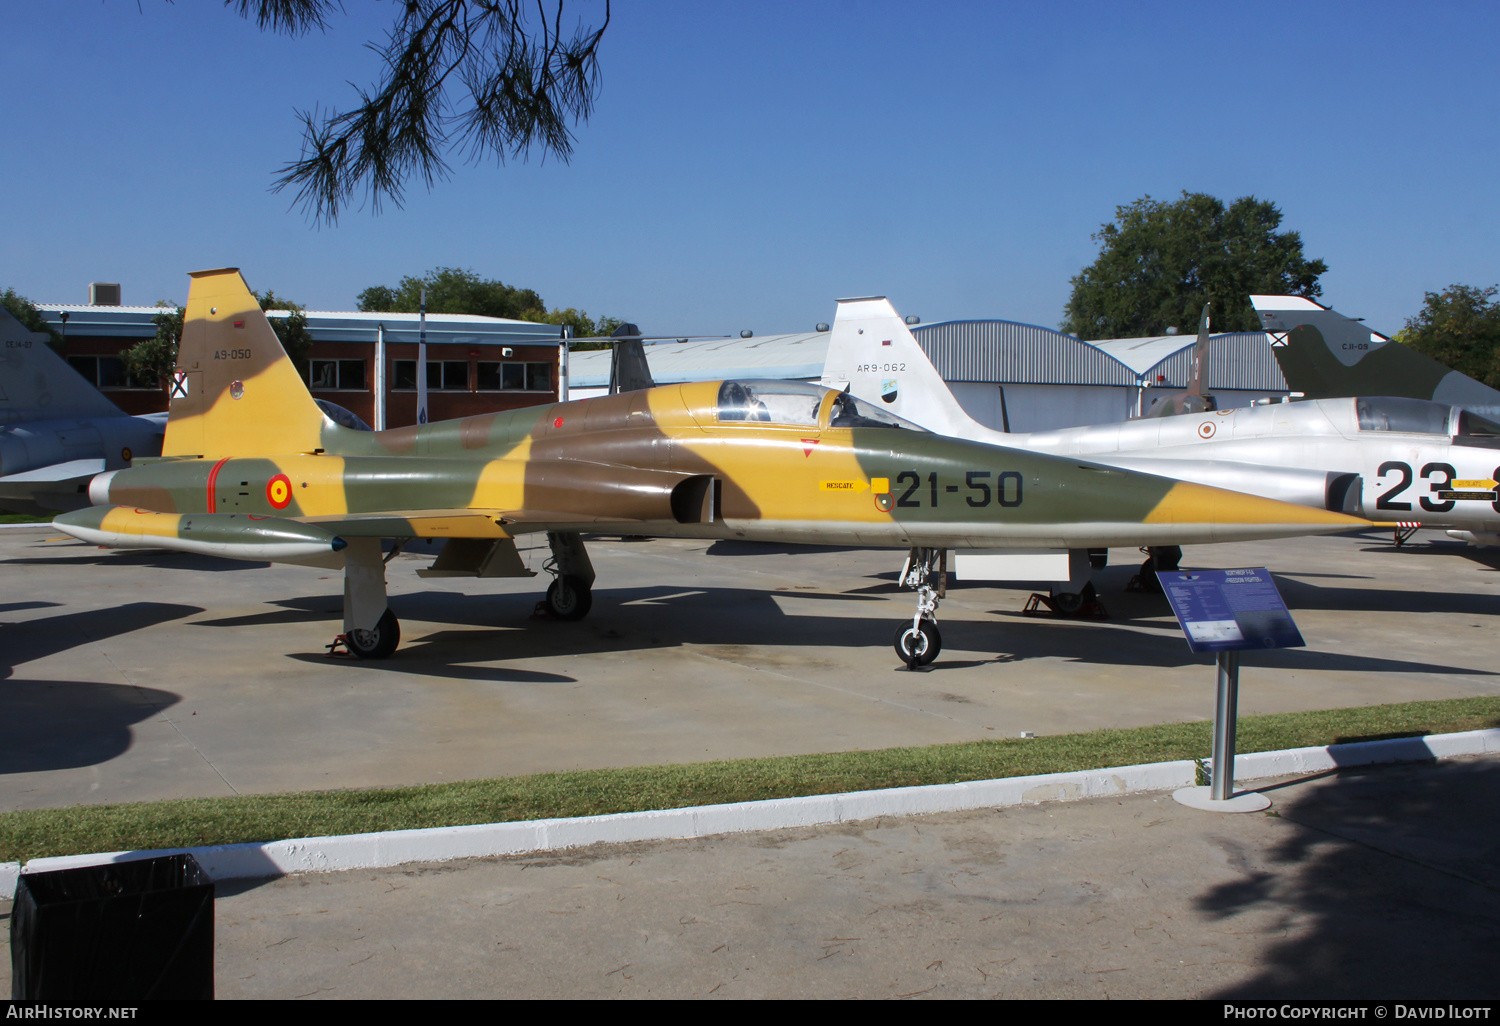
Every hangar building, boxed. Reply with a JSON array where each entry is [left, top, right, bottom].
[[567, 320, 1290, 433]]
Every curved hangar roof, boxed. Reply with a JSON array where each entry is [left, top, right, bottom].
[[567, 320, 1287, 392]]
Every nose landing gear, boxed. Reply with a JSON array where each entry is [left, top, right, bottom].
[[894, 547, 945, 669]]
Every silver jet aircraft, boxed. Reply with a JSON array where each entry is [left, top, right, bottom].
[[0, 307, 164, 515], [821, 298, 1500, 573]]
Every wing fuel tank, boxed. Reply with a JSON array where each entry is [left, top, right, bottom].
[[54, 505, 348, 561]]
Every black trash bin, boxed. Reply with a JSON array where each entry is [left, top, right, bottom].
[[11, 853, 214, 1000]]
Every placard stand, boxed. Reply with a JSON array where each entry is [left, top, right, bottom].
[[1157, 568, 1301, 814], [1172, 650, 1270, 812]]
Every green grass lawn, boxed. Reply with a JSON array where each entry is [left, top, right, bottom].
[[2, 695, 1496, 864]]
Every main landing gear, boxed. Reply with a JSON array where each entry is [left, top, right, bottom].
[[540, 531, 596, 621], [894, 547, 945, 669], [1127, 545, 1182, 594], [344, 608, 400, 659], [331, 537, 401, 660]]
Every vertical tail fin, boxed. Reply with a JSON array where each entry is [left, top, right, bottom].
[[0, 307, 124, 425], [1252, 294, 1500, 416], [819, 297, 984, 436], [1138, 302, 1218, 419], [607, 323, 656, 394], [163, 268, 326, 458]]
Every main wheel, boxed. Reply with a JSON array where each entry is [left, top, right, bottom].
[[1050, 581, 1098, 614], [347, 608, 400, 660], [545, 575, 593, 621], [1136, 558, 1164, 593], [893, 620, 941, 668]]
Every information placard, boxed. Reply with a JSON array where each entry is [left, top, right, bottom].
[[1157, 568, 1304, 653]]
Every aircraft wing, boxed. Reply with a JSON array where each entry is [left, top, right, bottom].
[[0, 458, 106, 515], [294, 508, 646, 538]]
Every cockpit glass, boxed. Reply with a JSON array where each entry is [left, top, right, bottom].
[[716, 380, 824, 426], [1457, 409, 1500, 437], [828, 392, 924, 431], [1355, 397, 1453, 436]]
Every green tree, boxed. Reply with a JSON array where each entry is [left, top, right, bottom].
[[0, 287, 63, 348], [1394, 284, 1500, 391], [213, 1, 610, 224], [357, 267, 545, 321], [356, 267, 620, 342], [1062, 192, 1327, 340], [123, 304, 185, 392]]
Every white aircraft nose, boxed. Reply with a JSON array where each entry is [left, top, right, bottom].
[[88, 469, 118, 506]]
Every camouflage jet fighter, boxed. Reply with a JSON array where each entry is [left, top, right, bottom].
[[823, 297, 1500, 567], [0, 307, 165, 515], [54, 269, 1364, 665], [1251, 294, 1500, 421]]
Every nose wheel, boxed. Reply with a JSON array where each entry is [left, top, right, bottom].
[[894, 619, 941, 669], [894, 547, 945, 669]]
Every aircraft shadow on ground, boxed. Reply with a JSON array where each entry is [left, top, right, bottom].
[[1356, 539, 1500, 570], [0, 678, 180, 776], [182, 581, 1494, 682], [1, 601, 204, 680], [0, 601, 60, 614], [1265, 575, 1500, 616], [268, 584, 902, 682], [933, 618, 1494, 678], [703, 540, 871, 557], [1, 602, 196, 775], [1202, 757, 1500, 999], [0, 547, 268, 572]]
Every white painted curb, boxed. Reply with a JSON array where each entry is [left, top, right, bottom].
[[4, 727, 1496, 899]]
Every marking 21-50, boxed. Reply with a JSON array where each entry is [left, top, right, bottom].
[[1376, 460, 1500, 514], [894, 470, 1022, 508]]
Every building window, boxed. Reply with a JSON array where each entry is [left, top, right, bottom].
[[66, 355, 152, 390], [476, 361, 552, 392], [392, 360, 470, 391], [309, 359, 368, 391]]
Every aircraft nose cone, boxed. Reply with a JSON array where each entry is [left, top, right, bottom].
[[1146, 481, 1371, 537]]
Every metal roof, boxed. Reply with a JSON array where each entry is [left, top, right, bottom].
[[567, 332, 829, 388], [34, 304, 561, 345], [1129, 332, 1289, 390], [912, 320, 1137, 386]]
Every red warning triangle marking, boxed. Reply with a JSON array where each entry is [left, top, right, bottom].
[[801, 439, 819, 456]]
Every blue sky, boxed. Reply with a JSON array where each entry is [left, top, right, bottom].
[[3, 1, 1497, 337]]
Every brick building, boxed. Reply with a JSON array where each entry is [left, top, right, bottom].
[[38, 294, 566, 429]]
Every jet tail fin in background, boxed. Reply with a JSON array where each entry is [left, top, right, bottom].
[[819, 297, 986, 437], [1139, 302, 1218, 419], [0, 307, 125, 425], [163, 268, 329, 458], [607, 323, 656, 394], [1251, 294, 1500, 417]]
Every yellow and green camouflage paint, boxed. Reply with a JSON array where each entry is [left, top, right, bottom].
[[60, 269, 1367, 559]]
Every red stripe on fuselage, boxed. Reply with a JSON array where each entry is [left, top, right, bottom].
[[206, 457, 230, 511]]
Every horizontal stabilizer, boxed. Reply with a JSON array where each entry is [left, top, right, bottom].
[[0, 458, 105, 484]]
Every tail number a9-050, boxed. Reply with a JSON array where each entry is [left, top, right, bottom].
[[894, 470, 1023, 508]]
